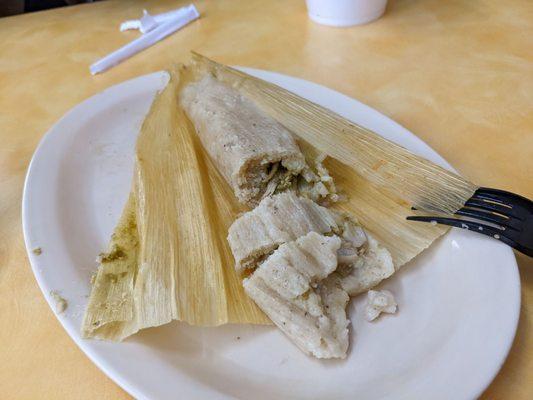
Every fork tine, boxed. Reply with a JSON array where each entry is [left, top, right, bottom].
[[407, 187, 533, 256], [406, 216, 520, 248], [406, 216, 500, 234], [475, 187, 533, 206], [474, 187, 533, 216], [473, 192, 507, 205], [464, 198, 518, 216], [455, 208, 522, 231]]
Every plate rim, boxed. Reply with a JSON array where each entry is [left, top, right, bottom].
[[22, 68, 520, 400]]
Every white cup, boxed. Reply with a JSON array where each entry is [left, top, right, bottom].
[[306, 0, 388, 27]]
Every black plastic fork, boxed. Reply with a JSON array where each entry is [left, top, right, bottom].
[[407, 187, 533, 256]]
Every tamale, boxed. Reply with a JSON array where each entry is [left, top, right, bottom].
[[336, 232, 395, 296], [227, 192, 338, 273], [190, 53, 477, 215], [227, 192, 395, 296], [187, 54, 477, 269], [180, 74, 337, 208], [83, 53, 478, 343], [180, 74, 305, 207], [243, 232, 350, 359], [228, 192, 389, 356]]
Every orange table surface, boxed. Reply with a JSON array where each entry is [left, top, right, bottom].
[[0, 0, 531, 398]]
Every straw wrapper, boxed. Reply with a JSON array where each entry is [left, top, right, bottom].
[[120, 5, 199, 34], [90, 5, 199, 75]]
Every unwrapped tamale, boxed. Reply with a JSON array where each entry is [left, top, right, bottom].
[[180, 75, 307, 207], [227, 192, 395, 296], [83, 53, 477, 346], [243, 232, 350, 359], [227, 192, 338, 273], [180, 75, 337, 207]]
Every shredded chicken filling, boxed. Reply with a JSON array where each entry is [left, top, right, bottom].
[[259, 159, 339, 206]]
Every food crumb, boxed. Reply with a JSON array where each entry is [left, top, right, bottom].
[[98, 244, 127, 263], [32, 247, 42, 255], [365, 290, 397, 321], [50, 291, 68, 314]]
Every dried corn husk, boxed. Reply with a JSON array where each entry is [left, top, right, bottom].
[[133, 71, 268, 328], [83, 70, 270, 340], [82, 193, 138, 340], [187, 54, 477, 267], [190, 53, 477, 215], [83, 54, 477, 340]]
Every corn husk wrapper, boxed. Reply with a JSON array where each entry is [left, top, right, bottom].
[[83, 54, 477, 340], [189, 53, 477, 266], [191, 53, 477, 215], [82, 194, 139, 339], [82, 72, 270, 341]]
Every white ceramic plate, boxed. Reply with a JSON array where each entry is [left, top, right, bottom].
[[23, 69, 520, 400]]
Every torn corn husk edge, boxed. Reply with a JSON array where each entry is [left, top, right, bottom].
[[82, 69, 272, 341], [81, 193, 139, 341], [190, 52, 478, 214]]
